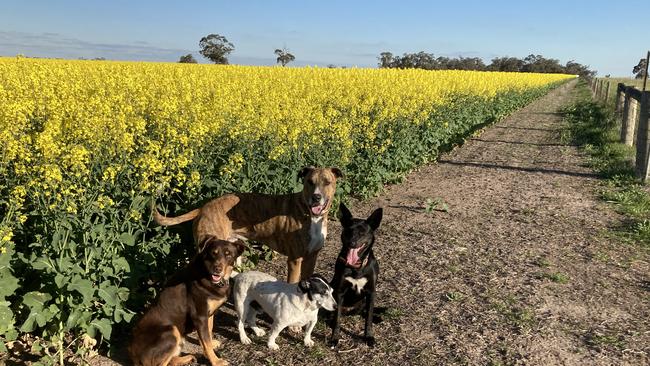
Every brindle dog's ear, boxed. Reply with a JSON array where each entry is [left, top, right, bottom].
[[330, 167, 344, 179], [338, 202, 353, 228], [366, 207, 383, 231], [297, 166, 315, 181]]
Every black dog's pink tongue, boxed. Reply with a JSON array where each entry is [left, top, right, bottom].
[[211, 274, 222, 283], [346, 247, 361, 266]]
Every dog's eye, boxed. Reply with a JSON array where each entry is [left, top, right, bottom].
[[224, 251, 231, 257], [323, 180, 331, 186]]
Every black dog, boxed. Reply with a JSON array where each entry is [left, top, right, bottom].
[[329, 203, 382, 347]]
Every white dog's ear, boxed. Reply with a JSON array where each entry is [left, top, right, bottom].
[[298, 279, 311, 293]]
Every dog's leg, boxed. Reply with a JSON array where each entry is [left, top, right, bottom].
[[300, 250, 320, 280], [329, 288, 345, 347], [246, 308, 265, 337], [287, 257, 303, 284], [364, 290, 376, 347], [133, 325, 182, 366], [207, 314, 221, 349], [237, 301, 252, 345], [195, 316, 228, 366], [303, 319, 317, 347], [266, 322, 285, 351]]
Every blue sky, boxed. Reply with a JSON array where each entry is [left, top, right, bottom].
[[0, 0, 646, 76]]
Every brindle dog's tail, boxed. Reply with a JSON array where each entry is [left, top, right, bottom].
[[150, 199, 200, 226]]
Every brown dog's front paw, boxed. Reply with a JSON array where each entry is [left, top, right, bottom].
[[173, 354, 197, 366], [211, 359, 229, 366]]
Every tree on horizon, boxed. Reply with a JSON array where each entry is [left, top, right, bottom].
[[199, 34, 234, 64]]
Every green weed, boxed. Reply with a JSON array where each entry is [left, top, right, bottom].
[[424, 197, 449, 213]]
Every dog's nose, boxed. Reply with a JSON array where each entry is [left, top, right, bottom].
[[312, 193, 322, 202]]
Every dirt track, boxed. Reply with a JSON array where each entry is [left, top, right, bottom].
[[95, 80, 650, 366]]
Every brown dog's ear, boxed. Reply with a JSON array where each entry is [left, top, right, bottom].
[[230, 239, 248, 257], [338, 202, 353, 227], [297, 166, 315, 181], [198, 236, 215, 252], [330, 167, 344, 179], [366, 207, 383, 231]]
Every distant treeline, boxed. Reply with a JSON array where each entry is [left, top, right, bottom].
[[378, 52, 595, 78]]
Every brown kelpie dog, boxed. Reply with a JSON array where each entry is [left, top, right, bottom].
[[129, 237, 246, 366], [152, 166, 343, 284]]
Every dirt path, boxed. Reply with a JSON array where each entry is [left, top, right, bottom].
[[97, 80, 650, 366]]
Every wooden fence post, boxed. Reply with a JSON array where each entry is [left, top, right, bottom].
[[616, 83, 625, 113], [591, 78, 595, 93], [635, 91, 650, 181], [604, 81, 611, 102], [621, 89, 640, 145]]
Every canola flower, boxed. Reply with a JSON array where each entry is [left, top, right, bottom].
[[0, 57, 573, 223]]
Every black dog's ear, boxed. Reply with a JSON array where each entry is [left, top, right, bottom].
[[366, 208, 383, 231], [330, 167, 344, 179], [297, 166, 315, 181], [338, 202, 353, 227]]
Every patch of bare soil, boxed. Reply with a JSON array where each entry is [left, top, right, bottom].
[[93, 80, 650, 365]]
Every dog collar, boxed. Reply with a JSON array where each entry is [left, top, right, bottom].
[[213, 278, 227, 288]]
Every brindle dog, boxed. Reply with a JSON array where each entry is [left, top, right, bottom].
[[152, 166, 343, 284], [129, 237, 245, 366]]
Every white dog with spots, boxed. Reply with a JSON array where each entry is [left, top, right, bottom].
[[232, 270, 336, 350]]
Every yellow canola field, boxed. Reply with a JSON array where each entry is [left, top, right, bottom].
[[0, 58, 573, 219]]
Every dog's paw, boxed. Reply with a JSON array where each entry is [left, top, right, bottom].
[[365, 336, 376, 348], [268, 342, 280, 351], [211, 360, 229, 366], [251, 326, 266, 337], [175, 354, 196, 365], [328, 337, 339, 348], [304, 338, 314, 347], [240, 335, 253, 345], [288, 325, 302, 334], [212, 339, 222, 349]]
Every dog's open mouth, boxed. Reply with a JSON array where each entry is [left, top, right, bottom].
[[310, 200, 328, 216], [345, 245, 364, 267], [211, 273, 223, 283]]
